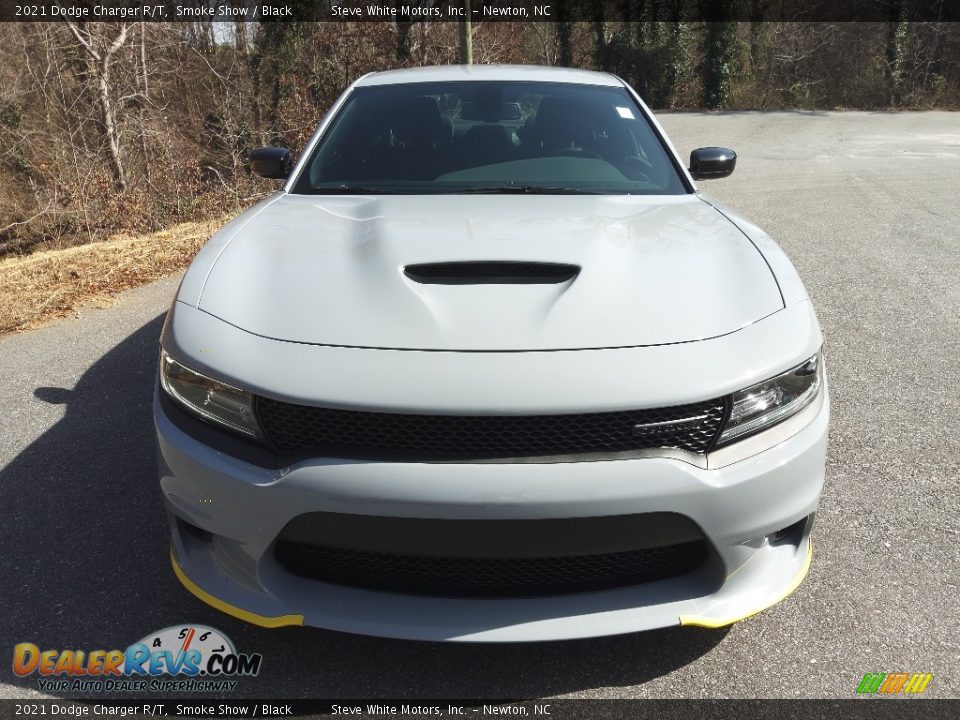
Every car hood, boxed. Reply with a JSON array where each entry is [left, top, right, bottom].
[[197, 194, 784, 351]]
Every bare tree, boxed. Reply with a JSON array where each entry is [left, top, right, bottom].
[[65, 22, 132, 192], [3, 20, 960, 260]]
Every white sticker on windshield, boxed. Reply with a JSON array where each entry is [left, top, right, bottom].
[[616, 106, 635, 119]]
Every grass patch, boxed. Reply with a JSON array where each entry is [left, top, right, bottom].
[[0, 217, 226, 335]]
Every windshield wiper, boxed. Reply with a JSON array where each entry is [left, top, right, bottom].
[[307, 184, 603, 195], [309, 184, 405, 195], [455, 184, 601, 195]]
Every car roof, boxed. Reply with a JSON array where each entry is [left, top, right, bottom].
[[354, 64, 624, 88]]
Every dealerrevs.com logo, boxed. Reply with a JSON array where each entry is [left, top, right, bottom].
[[13, 625, 261, 693]]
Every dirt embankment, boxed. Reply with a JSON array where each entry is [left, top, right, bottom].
[[0, 218, 226, 335]]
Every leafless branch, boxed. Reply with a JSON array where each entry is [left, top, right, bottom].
[[0, 200, 57, 237]]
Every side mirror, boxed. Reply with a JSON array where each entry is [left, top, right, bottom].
[[689, 147, 736, 180], [250, 147, 293, 179]]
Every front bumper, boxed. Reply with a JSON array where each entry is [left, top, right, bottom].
[[157, 383, 828, 642]]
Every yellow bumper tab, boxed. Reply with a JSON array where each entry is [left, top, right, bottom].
[[170, 548, 304, 629], [679, 540, 813, 629]]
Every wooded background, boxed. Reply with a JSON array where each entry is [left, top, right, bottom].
[[1, 16, 958, 257]]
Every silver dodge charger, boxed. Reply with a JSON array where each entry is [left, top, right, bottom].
[[156, 65, 829, 641]]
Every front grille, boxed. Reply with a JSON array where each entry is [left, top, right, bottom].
[[275, 539, 709, 597], [256, 396, 727, 461]]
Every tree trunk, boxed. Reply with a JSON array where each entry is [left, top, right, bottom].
[[557, 21, 573, 66], [97, 60, 126, 192], [138, 22, 151, 185], [459, 1, 473, 65], [395, 3, 413, 62], [663, 20, 686, 107], [702, 18, 739, 109], [885, 0, 908, 106], [591, 0, 609, 70]]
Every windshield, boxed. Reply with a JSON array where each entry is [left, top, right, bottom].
[[291, 81, 689, 195]]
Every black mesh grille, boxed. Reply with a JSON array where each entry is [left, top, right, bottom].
[[256, 397, 727, 461], [275, 540, 709, 597]]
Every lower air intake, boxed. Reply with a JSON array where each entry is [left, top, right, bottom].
[[275, 539, 709, 597]]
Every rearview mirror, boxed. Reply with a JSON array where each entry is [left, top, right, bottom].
[[461, 101, 522, 121], [689, 147, 736, 180], [250, 147, 293, 179]]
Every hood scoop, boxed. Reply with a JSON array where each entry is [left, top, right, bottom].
[[404, 261, 580, 285]]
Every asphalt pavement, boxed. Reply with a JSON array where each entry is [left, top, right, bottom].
[[1, 112, 958, 700]]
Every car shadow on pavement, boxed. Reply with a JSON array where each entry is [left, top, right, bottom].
[[0, 314, 729, 699]]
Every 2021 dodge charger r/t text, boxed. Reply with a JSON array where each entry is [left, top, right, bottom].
[[157, 65, 829, 641]]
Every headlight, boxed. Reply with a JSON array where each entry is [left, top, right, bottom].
[[716, 353, 822, 447], [159, 350, 262, 438]]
